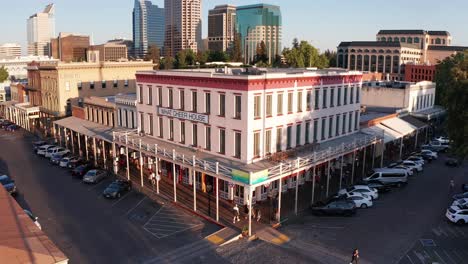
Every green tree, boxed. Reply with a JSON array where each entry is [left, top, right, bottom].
[[324, 49, 337, 67], [144, 45, 161, 69], [434, 51, 468, 157], [282, 39, 330, 69], [197, 50, 209, 65], [160, 56, 174, 70], [253, 41, 268, 65], [229, 33, 243, 62], [207, 50, 229, 62], [0, 66, 8, 83], [175, 49, 197, 68]]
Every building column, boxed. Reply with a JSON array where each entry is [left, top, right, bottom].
[[102, 141, 107, 170], [85, 135, 89, 161], [172, 150, 177, 203], [248, 187, 253, 237], [64, 128, 68, 149], [351, 151, 356, 184], [215, 163, 219, 222], [192, 156, 196, 211], [311, 165, 316, 205], [71, 130, 75, 154], [58, 125, 62, 146], [372, 143, 376, 168], [414, 129, 419, 149], [93, 137, 97, 167], [294, 173, 299, 215], [399, 137, 404, 160], [277, 177, 282, 223], [381, 140, 385, 167], [77, 132, 81, 157], [112, 142, 117, 175], [362, 147, 367, 177], [326, 160, 331, 197]]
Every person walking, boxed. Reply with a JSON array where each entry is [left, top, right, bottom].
[[244, 200, 250, 220], [256, 206, 262, 222], [350, 249, 359, 264], [450, 179, 455, 190], [233, 204, 240, 223]]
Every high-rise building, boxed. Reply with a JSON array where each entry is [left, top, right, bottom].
[[133, 0, 165, 58], [50, 33, 90, 62], [164, 0, 202, 58], [27, 4, 55, 56], [0, 43, 21, 59], [208, 5, 236, 52], [236, 4, 282, 64], [89, 42, 128, 62]]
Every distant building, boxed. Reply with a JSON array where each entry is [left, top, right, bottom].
[[0, 43, 21, 59], [404, 64, 436, 82], [133, 0, 165, 58], [50, 33, 90, 62], [115, 93, 138, 129], [107, 39, 134, 58], [89, 42, 128, 62], [337, 30, 468, 81], [164, 0, 202, 58], [208, 5, 236, 52], [0, 81, 11, 102], [83, 96, 117, 127], [0, 56, 57, 80], [236, 4, 282, 64], [27, 4, 55, 56]]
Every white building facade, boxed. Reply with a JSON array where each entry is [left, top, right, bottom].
[[135, 69, 363, 164], [116, 93, 138, 129]]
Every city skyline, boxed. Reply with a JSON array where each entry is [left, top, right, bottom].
[[1, 0, 468, 55]]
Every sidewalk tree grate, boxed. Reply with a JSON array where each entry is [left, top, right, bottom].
[[419, 239, 436, 247]]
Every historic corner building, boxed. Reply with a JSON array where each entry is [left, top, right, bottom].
[[337, 29, 468, 81]]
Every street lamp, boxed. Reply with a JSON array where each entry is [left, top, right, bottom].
[[207, 183, 213, 217]]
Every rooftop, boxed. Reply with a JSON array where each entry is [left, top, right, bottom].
[[377, 30, 426, 35], [427, 45, 468, 51], [338, 41, 420, 49]]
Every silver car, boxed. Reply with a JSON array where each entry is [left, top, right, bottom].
[[82, 169, 107, 184]]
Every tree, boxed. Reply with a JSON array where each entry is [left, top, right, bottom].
[[434, 51, 468, 157], [253, 41, 268, 65], [324, 49, 337, 67], [145, 45, 161, 69], [282, 39, 330, 69], [197, 50, 209, 65], [207, 50, 229, 62], [229, 33, 243, 62], [160, 56, 174, 70], [0, 66, 8, 83], [175, 49, 197, 69]]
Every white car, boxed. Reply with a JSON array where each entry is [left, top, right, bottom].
[[420, 149, 438, 160], [452, 198, 468, 207], [37, 145, 56, 156], [434, 136, 450, 144], [347, 195, 373, 209], [337, 190, 372, 200], [341, 185, 379, 200], [406, 156, 425, 166], [386, 164, 414, 176], [45, 147, 66, 158], [401, 160, 423, 172], [446, 205, 468, 224]]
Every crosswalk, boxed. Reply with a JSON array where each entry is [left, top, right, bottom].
[[403, 248, 468, 264], [143, 205, 203, 239]]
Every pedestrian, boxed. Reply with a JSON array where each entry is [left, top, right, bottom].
[[450, 179, 455, 189], [256, 207, 262, 222], [244, 200, 249, 219], [233, 204, 240, 223], [350, 249, 359, 264]]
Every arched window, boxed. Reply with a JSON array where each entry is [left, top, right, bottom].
[[394, 37, 399, 42], [407, 37, 413, 44], [435, 38, 441, 44], [414, 37, 419, 43], [386, 49, 392, 53], [381, 37, 386, 41], [387, 37, 392, 42], [364, 49, 370, 53], [442, 39, 446, 45], [357, 49, 363, 52], [379, 49, 385, 53], [350, 49, 356, 52], [394, 50, 399, 54], [401, 37, 406, 42], [371, 49, 377, 53]]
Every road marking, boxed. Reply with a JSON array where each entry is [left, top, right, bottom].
[[432, 228, 441, 237], [87, 179, 109, 191], [111, 190, 132, 207], [125, 196, 146, 216], [453, 226, 466, 237], [433, 250, 447, 264], [436, 226, 449, 237], [443, 226, 459, 237], [442, 250, 457, 264], [405, 254, 415, 264]]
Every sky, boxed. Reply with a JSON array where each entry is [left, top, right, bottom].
[[2, 0, 468, 55]]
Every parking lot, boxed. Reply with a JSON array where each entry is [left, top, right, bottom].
[[0, 129, 222, 263]]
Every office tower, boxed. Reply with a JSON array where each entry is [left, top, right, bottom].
[[0, 43, 21, 59], [208, 5, 236, 52], [133, 0, 165, 58], [236, 4, 282, 64], [164, 0, 202, 58], [27, 4, 55, 56]]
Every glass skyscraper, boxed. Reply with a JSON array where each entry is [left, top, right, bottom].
[[236, 4, 282, 64], [133, 0, 165, 58]]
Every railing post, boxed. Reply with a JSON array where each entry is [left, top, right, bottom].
[[216, 162, 219, 222], [193, 155, 197, 211], [173, 149, 177, 202], [277, 163, 283, 223]]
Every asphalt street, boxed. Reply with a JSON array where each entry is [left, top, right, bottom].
[[0, 129, 222, 264], [217, 150, 468, 264]]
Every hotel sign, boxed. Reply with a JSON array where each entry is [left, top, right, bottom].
[[158, 107, 209, 124]]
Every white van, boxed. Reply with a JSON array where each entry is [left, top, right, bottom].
[[37, 145, 56, 156], [45, 147, 66, 158], [364, 168, 408, 187]]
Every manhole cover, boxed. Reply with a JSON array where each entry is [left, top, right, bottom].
[[420, 239, 436, 247]]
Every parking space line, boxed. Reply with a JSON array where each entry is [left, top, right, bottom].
[[433, 250, 447, 264], [443, 226, 458, 237], [144, 219, 196, 225], [87, 180, 109, 191], [145, 222, 195, 229], [442, 250, 457, 264], [142, 206, 165, 226], [453, 226, 466, 237], [405, 254, 415, 264], [125, 196, 146, 216], [111, 191, 133, 207], [146, 224, 203, 239]]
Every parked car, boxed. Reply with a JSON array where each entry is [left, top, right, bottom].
[[32, 141, 47, 151], [445, 158, 460, 167], [67, 157, 84, 169], [346, 195, 373, 209], [386, 163, 414, 176], [434, 136, 450, 144], [446, 205, 468, 224], [311, 200, 357, 216], [364, 169, 408, 187], [420, 149, 438, 160], [82, 169, 107, 184], [462, 183, 468, 192], [406, 156, 425, 166], [50, 151, 70, 165], [23, 209, 42, 230], [72, 163, 93, 178], [355, 180, 392, 193], [452, 192, 468, 200], [37, 145, 56, 156], [452, 198, 468, 207], [5, 124, 20, 131], [102, 180, 132, 199], [422, 141, 449, 152], [0, 121, 12, 128], [335, 191, 372, 201], [59, 156, 79, 168], [347, 185, 379, 200], [401, 160, 423, 172], [45, 147, 66, 158], [0, 175, 17, 195]]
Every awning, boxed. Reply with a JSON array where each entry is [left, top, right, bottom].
[[54, 116, 125, 142], [361, 125, 402, 143], [400, 115, 428, 129], [381, 117, 416, 136], [410, 106, 446, 121]]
